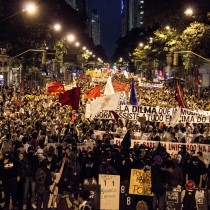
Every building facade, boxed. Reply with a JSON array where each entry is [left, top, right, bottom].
[[121, 0, 144, 37], [91, 9, 100, 46]]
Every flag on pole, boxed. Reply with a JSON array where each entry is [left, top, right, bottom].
[[45, 81, 64, 96], [112, 82, 130, 96], [104, 76, 115, 95], [176, 82, 186, 108], [90, 93, 121, 118], [130, 78, 138, 105], [59, 87, 81, 110], [84, 85, 100, 99], [124, 70, 129, 79]]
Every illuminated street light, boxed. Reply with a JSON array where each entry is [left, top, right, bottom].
[[139, 42, 144, 47], [82, 46, 86, 50], [23, 3, 37, 14], [185, 8, 193, 16], [75, 42, 80, 47], [165, 25, 170, 30], [53, 23, 61, 31], [67, 34, 75, 42], [0, 2, 37, 23]]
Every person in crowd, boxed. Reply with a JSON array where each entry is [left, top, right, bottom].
[[22, 146, 37, 210], [165, 158, 184, 191], [151, 155, 166, 210], [185, 155, 206, 188], [35, 159, 53, 210], [181, 180, 199, 210], [0, 151, 20, 210], [78, 190, 93, 210]]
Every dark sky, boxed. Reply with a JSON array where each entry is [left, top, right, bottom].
[[92, 0, 122, 60]]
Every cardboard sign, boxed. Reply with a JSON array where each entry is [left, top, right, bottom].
[[129, 169, 153, 196], [99, 174, 120, 210]]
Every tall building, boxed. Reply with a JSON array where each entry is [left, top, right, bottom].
[[121, 0, 144, 37], [66, 0, 100, 46], [91, 9, 100, 46], [64, 0, 77, 10], [76, 0, 93, 38]]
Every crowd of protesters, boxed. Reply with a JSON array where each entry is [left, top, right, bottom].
[[0, 75, 210, 210]]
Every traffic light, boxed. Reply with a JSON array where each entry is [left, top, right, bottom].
[[173, 53, 179, 66]]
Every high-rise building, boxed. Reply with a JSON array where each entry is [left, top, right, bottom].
[[91, 9, 100, 46], [76, 0, 93, 38], [121, 0, 144, 37], [65, 0, 100, 46], [64, 0, 77, 10]]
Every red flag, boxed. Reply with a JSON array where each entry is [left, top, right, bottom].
[[84, 85, 100, 99], [112, 82, 130, 96], [59, 87, 81, 110], [45, 82, 64, 96], [176, 82, 185, 108]]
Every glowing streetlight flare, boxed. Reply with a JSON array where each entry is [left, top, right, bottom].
[[67, 34, 75, 42], [23, 3, 36, 14], [185, 8, 193, 16], [165, 25, 170, 30], [75, 42, 80, 47], [139, 42, 144, 47], [53, 24, 61, 31], [82, 46, 86, 50]]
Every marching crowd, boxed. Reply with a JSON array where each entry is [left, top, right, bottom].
[[0, 76, 210, 210]]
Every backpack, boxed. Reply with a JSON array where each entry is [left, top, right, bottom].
[[182, 190, 197, 210], [35, 168, 46, 184]]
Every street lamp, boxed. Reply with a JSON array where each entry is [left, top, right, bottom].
[[165, 25, 170, 30], [53, 23, 61, 31], [184, 8, 193, 16], [23, 3, 36, 14], [75, 42, 80, 47], [0, 2, 37, 23], [67, 34, 76, 42], [139, 42, 144, 47]]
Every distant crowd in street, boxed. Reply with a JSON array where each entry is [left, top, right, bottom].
[[0, 75, 210, 210]]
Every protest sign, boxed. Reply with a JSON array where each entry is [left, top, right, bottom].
[[99, 174, 120, 210], [120, 180, 135, 210], [129, 169, 153, 196], [84, 185, 100, 210], [166, 191, 181, 210]]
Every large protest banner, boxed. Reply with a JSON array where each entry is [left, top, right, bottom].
[[99, 174, 120, 210], [113, 138, 210, 163], [86, 104, 210, 123], [129, 169, 153, 196]]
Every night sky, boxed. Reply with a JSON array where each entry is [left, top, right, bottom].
[[92, 0, 122, 60]]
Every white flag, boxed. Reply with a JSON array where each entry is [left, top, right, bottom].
[[124, 70, 129, 79], [90, 93, 121, 118], [170, 107, 181, 127], [104, 76, 115, 95]]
